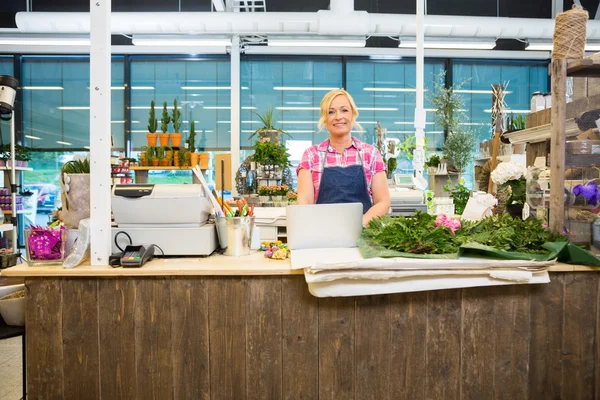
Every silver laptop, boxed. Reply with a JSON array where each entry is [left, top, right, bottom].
[[286, 203, 363, 250]]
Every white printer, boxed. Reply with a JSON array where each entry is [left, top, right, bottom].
[[111, 184, 217, 256], [388, 174, 427, 217]]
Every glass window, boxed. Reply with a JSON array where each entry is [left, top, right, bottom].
[[346, 59, 445, 173], [0, 56, 14, 145], [21, 56, 125, 150]]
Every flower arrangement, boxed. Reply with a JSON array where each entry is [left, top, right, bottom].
[[275, 184, 289, 196], [573, 181, 599, 205], [260, 241, 290, 260], [258, 185, 270, 196], [491, 161, 527, 205], [287, 191, 298, 202], [435, 214, 461, 234]]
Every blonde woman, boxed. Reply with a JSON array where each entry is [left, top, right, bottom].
[[296, 89, 390, 226]]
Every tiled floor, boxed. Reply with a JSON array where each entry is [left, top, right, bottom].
[[0, 336, 23, 400]]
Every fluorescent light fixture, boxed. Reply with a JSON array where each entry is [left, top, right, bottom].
[[132, 35, 231, 47], [129, 106, 173, 110], [399, 38, 495, 50], [277, 121, 317, 124], [183, 130, 213, 133], [242, 120, 262, 124], [0, 34, 90, 46], [455, 89, 513, 94], [484, 109, 530, 113], [286, 130, 315, 133], [526, 41, 553, 51], [585, 43, 600, 51], [132, 86, 155, 90], [22, 86, 63, 91], [273, 86, 339, 91], [129, 130, 149, 133], [56, 141, 72, 145], [203, 106, 256, 110], [25, 135, 41, 140], [58, 106, 90, 110], [84, 146, 90, 149], [111, 121, 126, 124], [276, 106, 320, 111], [356, 121, 379, 124], [268, 35, 366, 48], [369, 55, 403, 60], [181, 86, 231, 90], [394, 121, 435, 125], [363, 87, 416, 92], [357, 107, 398, 111], [218, 121, 231, 124]]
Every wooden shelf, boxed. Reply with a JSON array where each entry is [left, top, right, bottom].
[[503, 118, 589, 144], [566, 58, 600, 78], [2, 210, 24, 215], [0, 166, 33, 172]]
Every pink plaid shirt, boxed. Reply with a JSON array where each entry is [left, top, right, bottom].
[[296, 138, 387, 201]]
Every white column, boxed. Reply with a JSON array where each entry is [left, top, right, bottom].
[[413, 0, 426, 181], [90, 0, 112, 265], [230, 34, 241, 197]]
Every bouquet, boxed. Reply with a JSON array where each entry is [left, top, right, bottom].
[[491, 161, 526, 205]]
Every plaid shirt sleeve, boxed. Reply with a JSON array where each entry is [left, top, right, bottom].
[[371, 147, 387, 175], [296, 147, 313, 175]]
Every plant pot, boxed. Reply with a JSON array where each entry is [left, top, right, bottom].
[[140, 159, 148, 166], [166, 150, 173, 160], [199, 153, 209, 169], [259, 196, 270, 203], [506, 204, 524, 219], [427, 167, 438, 175], [151, 159, 159, 166], [160, 159, 170, 167], [191, 152, 200, 167], [171, 133, 182, 148], [272, 195, 282, 201], [173, 157, 180, 167], [159, 133, 170, 146], [147, 133, 158, 147]]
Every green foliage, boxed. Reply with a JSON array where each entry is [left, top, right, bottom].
[[442, 130, 476, 173], [424, 154, 441, 168], [187, 120, 196, 150], [252, 140, 291, 169], [387, 157, 397, 179], [148, 100, 158, 133], [365, 213, 460, 254], [443, 178, 471, 215], [364, 213, 567, 255], [249, 107, 289, 140], [508, 113, 527, 131], [398, 136, 429, 160], [15, 145, 31, 162], [501, 177, 527, 205], [155, 146, 165, 160], [62, 158, 90, 174], [428, 70, 469, 134], [172, 98, 181, 132], [146, 146, 156, 160], [161, 101, 171, 133], [178, 149, 186, 165]]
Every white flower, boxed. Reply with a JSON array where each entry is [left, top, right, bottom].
[[491, 161, 525, 185]]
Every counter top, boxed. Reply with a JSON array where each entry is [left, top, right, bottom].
[[0, 251, 598, 277], [0, 252, 300, 277]]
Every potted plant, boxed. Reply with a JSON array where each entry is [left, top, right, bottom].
[[425, 154, 441, 175], [156, 146, 166, 166], [58, 156, 90, 229], [171, 98, 182, 147], [258, 185, 270, 203], [139, 146, 148, 166], [147, 100, 158, 147], [270, 184, 283, 201], [15, 145, 32, 167], [176, 149, 186, 167], [286, 191, 298, 203], [187, 120, 197, 150], [253, 140, 291, 179], [491, 161, 527, 218], [145, 146, 158, 166], [386, 157, 397, 179], [0, 144, 9, 166], [442, 130, 476, 176], [249, 107, 289, 142], [160, 101, 171, 147], [443, 178, 471, 215]]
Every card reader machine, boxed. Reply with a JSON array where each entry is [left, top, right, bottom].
[[120, 245, 155, 268]]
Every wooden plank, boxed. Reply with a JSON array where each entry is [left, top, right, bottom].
[[526, 141, 549, 167], [389, 291, 427, 399], [355, 294, 390, 400], [318, 297, 355, 400], [62, 280, 100, 400], [529, 274, 565, 399], [134, 278, 174, 400], [170, 278, 210, 400], [281, 276, 318, 400], [597, 275, 600, 400], [550, 59, 567, 234], [492, 285, 530, 400], [561, 273, 598, 400], [426, 289, 462, 400], [26, 279, 64, 399], [460, 287, 496, 400], [208, 277, 247, 400], [245, 277, 283, 399], [98, 279, 137, 400]]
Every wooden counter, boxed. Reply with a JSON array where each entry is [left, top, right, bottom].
[[3, 255, 600, 399]]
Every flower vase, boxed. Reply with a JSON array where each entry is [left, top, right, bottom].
[[25, 227, 67, 266]]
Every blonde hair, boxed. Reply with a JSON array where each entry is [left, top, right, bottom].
[[318, 89, 363, 133]]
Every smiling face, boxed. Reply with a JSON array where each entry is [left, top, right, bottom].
[[326, 94, 353, 138]]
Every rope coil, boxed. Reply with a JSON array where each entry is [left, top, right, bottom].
[[553, 5, 589, 60]]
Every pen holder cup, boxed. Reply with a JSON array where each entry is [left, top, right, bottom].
[[215, 216, 255, 256]]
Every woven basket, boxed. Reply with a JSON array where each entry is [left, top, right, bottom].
[[553, 5, 588, 60]]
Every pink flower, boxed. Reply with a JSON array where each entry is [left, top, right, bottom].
[[435, 214, 461, 234]]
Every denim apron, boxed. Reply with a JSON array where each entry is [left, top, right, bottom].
[[315, 140, 373, 214]]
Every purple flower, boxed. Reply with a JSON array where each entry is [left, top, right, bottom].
[[573, 181, 598, 205]]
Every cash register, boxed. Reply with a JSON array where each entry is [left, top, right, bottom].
[[111, 184, 217, 256], [388, 174, 427, 217]]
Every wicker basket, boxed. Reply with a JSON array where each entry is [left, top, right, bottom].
[[553, 5, 588, 60]]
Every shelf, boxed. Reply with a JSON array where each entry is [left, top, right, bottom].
[[566, 58, 600, 78], [503, 118, 590, 144], [0, 224, 14, 232], [2, 210, 24, 215], [0, 166, 33, 172], [130, 166, 207, 171]]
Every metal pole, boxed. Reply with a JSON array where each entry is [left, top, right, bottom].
[[90, 0, 112, 265], [413, 0, 426, 184], [10, 116, 16, 248], [230, 35, 241, 197]]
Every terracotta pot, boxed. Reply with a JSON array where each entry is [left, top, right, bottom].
[[191, 152, 200, 167], [171, 133, 182, 148], [199, 152, 209, 169], [151, 159, 159, 166], [159, 133, 170, 146], [160, 159, 170, 167], [173, 156, 180, 167], [147, 133, 158, 147], [166, 150, 173, 160], [140, 159, 148, 166]]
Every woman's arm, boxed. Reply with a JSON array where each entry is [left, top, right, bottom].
[[362, 171, 390, 226], [297, 168, 315, 205]]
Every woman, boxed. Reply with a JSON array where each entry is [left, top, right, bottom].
[[296, 89, 390, 226]]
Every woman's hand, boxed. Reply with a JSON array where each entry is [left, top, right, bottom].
[[362, 171, 390, 226]]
